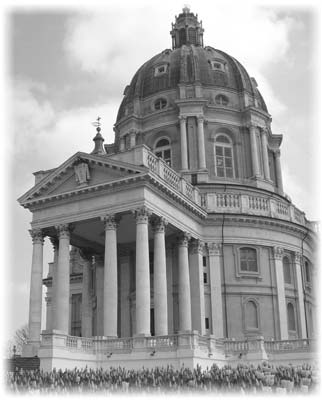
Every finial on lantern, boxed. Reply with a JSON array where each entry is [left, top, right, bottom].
[[183, 4, 190, 13]]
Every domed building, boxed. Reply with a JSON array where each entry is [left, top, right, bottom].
[[19, 8, 317, 371]]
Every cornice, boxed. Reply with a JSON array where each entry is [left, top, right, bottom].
[[205, 214, 309, 236]]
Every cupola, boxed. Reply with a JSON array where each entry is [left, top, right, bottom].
[[170, 6, 204, 49]]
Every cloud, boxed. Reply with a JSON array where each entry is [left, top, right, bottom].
[[63, 7, 167, 88], [11, 78, 118, 196]]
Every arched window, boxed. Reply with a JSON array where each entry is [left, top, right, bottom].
[[287, 303, 296, 331], [214, 134, 234, 178], [240, 247, 258, 272], [154, 138, 172, 166], [283, 256, 292, 284], [246, 300, 259, 329], [215, 94, 229, 106]]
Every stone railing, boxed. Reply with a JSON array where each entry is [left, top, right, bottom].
[[146, 150, 201, 205], [110, 145, 202, 206], [264, 339, 316, 353], [41, 332, 316, 360], [205, 192, 311, 228]]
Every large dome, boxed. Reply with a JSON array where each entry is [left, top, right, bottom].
[[117, 10, 267, 122]]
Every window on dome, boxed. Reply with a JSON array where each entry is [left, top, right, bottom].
[[154, 98, 167, 110], [215, 94, 229, 106], [214, 134, 234, 178], [154, 138, 172, 166], [188, 27, 197, 44], [287, 303, 296, 331], [209, 60, 226, 71], [283, 256, 292, 284], [240, 248, 258, 272], [154, 64, 168, 77]]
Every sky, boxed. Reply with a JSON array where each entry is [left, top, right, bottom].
[[1, 0, 321, 348]]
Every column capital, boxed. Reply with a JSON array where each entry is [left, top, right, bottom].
[[179, 115, 187, 122], [101, 214, 121, 230], [177, 231, 191, 247], [273, 246, 284, 260], [190, 239, 204, 254], [133, 206, 152, 224], [197, 115, 204, 123], [49, 236, 59, 250], [29, 228, 45, 245], [207, 242, 222, 256], [55, 224, 72, 240], [294, 252, 302, 264], [151, 216, 168, 233], [274, 149, 281, 157]]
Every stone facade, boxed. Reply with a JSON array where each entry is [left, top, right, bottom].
[[18, 8, 317, 370]]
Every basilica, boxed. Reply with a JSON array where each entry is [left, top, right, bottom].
[[18, 8, 317, 371]]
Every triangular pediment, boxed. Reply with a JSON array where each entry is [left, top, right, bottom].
[[18, 152, 147, 206]]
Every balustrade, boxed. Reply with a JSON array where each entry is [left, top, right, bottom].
[[248, 196, 269, 211], [216, 193, 240, 209]]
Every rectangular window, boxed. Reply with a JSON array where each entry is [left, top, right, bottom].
[[203, 256, 207, 267], [205, 317, 210, 330], [240, 247, 258, 272], [203, 272, 208, 284]]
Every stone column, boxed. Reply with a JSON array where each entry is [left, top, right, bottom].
[[179, 115, 188, 170], [81, 254, 92, 338], [294, 252, 307, 338], [273, 246, 288, 340], [249, 125, 260, 177], [178, 232, 192, 332], [197, 115, 207, 170], [260, 128, 270, 180], [55, 224, 71, 334], [274, 150, 284, 192], [49, 237, 59, 331], [27, 228, 45, 345], [207, 243, 224, 338], [189, 239, 205, 334], [102, 214, 119, 337], [152, 216, 168, 336], [134, 206, 151, 336]]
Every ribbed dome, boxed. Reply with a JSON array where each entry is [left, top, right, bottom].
[[117, 43, 267, 122]]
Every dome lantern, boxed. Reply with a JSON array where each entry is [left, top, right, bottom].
[[170, 7, 204, 49]]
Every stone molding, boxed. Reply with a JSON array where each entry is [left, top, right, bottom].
[[29, 228, 45, 245], [273, 246, 284, 260], [101, 214, 121, 230], [207, 242, 222, 256]]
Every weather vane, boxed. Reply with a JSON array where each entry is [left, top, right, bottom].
[[92, 116, 101, 132]]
